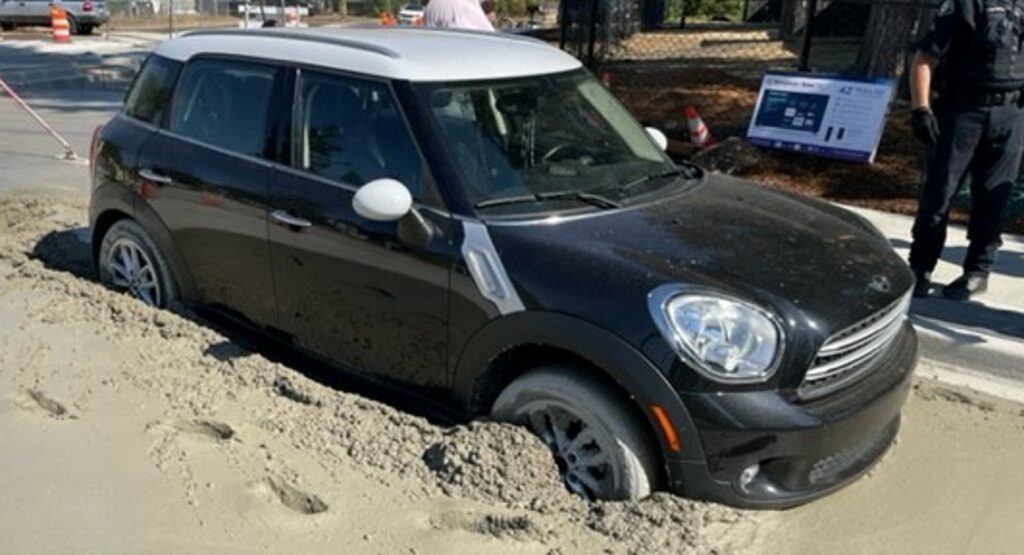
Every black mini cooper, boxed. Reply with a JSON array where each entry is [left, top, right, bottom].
[[89, 28, 918, 508]]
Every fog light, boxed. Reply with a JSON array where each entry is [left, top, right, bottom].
[[739, 464, 760, 493]]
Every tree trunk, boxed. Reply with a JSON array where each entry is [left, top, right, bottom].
[[780, 0, 804, 39], [853, 0, 917, 78]]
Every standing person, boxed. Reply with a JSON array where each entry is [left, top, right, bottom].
[[423, 0, 495, 31], [909, 0, 1024, 300]]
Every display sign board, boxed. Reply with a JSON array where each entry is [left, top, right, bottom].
[[747, 72, 895, 163]]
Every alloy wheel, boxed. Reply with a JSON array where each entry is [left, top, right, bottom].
[[105, 238, 161, 307], [520, 401, 616, 500]]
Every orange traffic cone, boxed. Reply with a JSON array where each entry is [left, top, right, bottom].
[[51, 6, 71, 43], [685, 106, 715, 148], [286, 6, 299, 27], [380, 11, 396, 26]]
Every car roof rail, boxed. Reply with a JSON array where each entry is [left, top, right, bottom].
[[182, 29, 402, 60]]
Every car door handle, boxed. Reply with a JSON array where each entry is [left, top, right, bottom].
[[138, 168, 172, 186], [271, 210, 312, 229]]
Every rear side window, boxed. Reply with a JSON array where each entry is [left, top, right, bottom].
[[123, 55, 182, 125], [168, 58, 280, 158]]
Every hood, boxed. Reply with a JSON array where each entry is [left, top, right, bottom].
[[487, 174, 913, 349]]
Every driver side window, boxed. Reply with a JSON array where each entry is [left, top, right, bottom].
[[293, 70, 424, 198]]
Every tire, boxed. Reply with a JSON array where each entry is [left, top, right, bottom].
[[1, 23, 14, 32], [66, 14, 78, 35], [491, 365, 660, 501], [98, 220, 178, 309]]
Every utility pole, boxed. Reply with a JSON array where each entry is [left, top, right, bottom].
[[798, 0, 818, 71], [168, 0, 176, 38]]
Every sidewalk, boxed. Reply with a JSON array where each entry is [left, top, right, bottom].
[[845, 205, 1024, 384]]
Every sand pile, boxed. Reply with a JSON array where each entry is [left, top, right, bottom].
[[5, 189, 1022, 555]]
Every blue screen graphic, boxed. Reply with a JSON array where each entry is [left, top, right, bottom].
[[753, 90, 829, 134]]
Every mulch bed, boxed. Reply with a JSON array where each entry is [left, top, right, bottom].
[[609, 65, 1024, 235]]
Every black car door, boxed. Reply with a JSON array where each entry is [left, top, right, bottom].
[[135, 57, 288, 326], [268, 68, 452, 391]]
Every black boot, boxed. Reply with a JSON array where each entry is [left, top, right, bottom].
[[912, 271, 932, 299], [942, 274, 989, 301]]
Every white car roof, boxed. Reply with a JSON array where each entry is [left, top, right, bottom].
[[155, 27, 583, 83]]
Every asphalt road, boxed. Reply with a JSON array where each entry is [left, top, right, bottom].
[[0, 88, 120, 193], [1, 32, 136, 193]]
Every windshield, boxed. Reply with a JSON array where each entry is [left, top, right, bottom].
[[413, 70, 679, 214]]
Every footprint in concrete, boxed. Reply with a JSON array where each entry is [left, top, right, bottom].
[[15, 389, 75, 419], [265, 476, 329, 515], [272, 376, 321, 407], [172, 419, 236, 441], [432, 510, 543, 542]]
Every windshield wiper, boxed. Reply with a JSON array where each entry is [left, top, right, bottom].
[[618, 166, 702, 195], [474, 190, 622, 210]]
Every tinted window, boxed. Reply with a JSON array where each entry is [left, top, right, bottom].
[[169, 58, 280, 158], [123, 55, 182, 125], [295, 70, 423, 196]]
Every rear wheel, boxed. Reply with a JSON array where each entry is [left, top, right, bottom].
[[491, 365, 661, 501], [98, 220, 178, 308], [66, 15, 78, 35]]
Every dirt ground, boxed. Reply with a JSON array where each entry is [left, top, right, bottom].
[[2, 188, 1024, 554], [610, 66, 1024, 235]]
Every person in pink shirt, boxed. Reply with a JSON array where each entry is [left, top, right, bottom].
[[423, 0, 495, 31]]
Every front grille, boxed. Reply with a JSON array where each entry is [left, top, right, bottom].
[[799, 292, 912, 399]]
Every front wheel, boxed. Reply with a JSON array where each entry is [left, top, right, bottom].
[[98, 220, 178, 308], [491, 366, 661, 501]]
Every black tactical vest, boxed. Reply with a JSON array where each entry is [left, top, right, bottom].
[[947, 0, 1024, 91]]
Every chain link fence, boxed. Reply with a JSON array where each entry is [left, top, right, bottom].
[[558, 0, 939, 136]]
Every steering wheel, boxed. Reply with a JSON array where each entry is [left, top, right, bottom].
[[541, 142, 591, 164]]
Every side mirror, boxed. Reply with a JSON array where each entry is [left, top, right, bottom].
[[646, 127, 669, 152], [353, 178, 413, 222]]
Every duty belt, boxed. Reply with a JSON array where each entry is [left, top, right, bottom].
[[948, 89, 1023, 106]]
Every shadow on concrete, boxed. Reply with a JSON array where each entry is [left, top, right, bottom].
[[889, 237, 1024, 279], [30, 227, 95, 279], [912, 297, 1024, 342]]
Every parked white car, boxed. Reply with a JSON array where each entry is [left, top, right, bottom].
[[396, 2, 424, 25], [0, 0, 108, 35]]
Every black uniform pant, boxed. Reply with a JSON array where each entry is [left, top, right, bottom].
[[910, 99, 1024, 277]]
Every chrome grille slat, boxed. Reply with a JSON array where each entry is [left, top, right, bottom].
[[800, 292, 912, 398], [806, 317, 905, 379], [817, 296, 910, 356]]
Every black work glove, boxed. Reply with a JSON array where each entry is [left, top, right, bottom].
[[911, 107, 940, 146]]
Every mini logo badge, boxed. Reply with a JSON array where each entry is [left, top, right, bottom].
[[868, 275, 891, 294]]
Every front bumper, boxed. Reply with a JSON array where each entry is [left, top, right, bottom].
[[668, 322, 918, 509], [76, 13, 109, 25]]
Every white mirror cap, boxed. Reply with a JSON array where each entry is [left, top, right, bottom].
[[646, 127, 669, 152], [353, 178, 413, 222]]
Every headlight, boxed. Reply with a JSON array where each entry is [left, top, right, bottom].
[[648, 285, 784, 384]]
